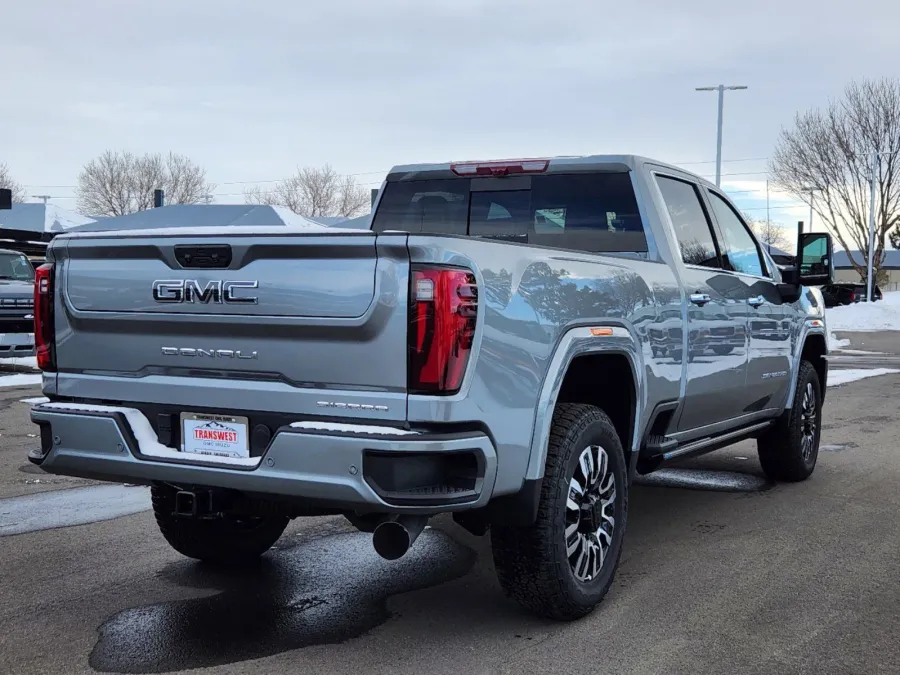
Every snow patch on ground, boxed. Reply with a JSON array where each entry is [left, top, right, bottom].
[[20, 396, 49, 404], [828, 333, 850, 350], [0, 356, 37, 369], [828, 368, 900, 387], [0, 373, 42, 388], [289, 421, 418, 436], [827, 291, 900, 331], [35, 403, 262, 467]]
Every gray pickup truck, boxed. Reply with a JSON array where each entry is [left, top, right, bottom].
[[0, 248, 37, 358], [29, 155, 833, 620]]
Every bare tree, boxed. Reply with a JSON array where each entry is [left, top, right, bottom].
[[746, 215, 791, 252], [245, 164, 369, 218], [770, 78, 900, 280], [0, 163, 27, 203], [76, 151, 215, 216]]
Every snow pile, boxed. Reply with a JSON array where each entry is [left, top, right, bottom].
[[0, 356, 38, 369], [826, 291, 900, 331], [828, 333, 850, 350], [828, 368, 899, 387], [0, 373, 42, 388]]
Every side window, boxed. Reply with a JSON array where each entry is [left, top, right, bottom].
[[655, 175, 721, 268], [708, 192, 766, 277]]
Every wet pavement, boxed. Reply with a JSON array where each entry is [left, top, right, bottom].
[[633, 468, 771, 492], [90, 528, 476, 673], [0, 372, 899, 674], [0, 485, 150, 536]]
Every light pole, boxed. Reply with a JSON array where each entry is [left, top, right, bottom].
[[800, 186, 821, 233], [867, 151, 879, 303], [696, 85, 748, 186]]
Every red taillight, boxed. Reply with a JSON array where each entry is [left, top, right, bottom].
[[408, 267, 478, 394], [450, 159, 549, 177], [34, 263, 55, 371]]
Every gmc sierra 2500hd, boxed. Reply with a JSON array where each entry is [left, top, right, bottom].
[[29, 155, 833, 620]]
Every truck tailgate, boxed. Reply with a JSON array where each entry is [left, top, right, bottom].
[[52, 231, 410, 421]]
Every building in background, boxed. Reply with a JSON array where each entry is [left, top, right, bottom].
[[0, 203, 96, 265], [833, 250, 900, 291], [71, 203, 334, 233]]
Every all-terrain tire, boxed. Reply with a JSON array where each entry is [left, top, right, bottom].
[[151, 485, 289, 565], [757, 360, 822, 482], [491, 403, 628, 621]]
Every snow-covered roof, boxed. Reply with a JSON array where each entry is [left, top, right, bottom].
[[0, 203, 96, 234], [72, 204, 333, 232], [309, 214, 372, 229], [834, 250, 900, 269]]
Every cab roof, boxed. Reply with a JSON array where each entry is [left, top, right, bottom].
[[386, 154, 717, 190]]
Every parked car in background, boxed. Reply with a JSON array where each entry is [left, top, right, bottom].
[[0, 249, 36, 358], [822, 283, 882, 307], [851, 283, 882, 302], [821, 284, 861, 307]]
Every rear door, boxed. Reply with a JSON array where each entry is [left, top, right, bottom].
[[654, 174, 749, 431], [55, 231, 411, 422], [705, 190, 793, 411]]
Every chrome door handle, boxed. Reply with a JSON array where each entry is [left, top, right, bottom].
[[748, 296, 765, 308], [689, 293, 711, 306]]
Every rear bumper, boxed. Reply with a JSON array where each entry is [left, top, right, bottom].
[[30, 404, 498, 514]]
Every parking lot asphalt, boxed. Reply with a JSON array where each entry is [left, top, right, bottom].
[[1, 367, 898, 675]]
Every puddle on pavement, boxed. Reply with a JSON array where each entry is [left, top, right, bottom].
[[633, 468, 771, 492], [90, 528, 476, 673], [0, 484, 150, 536], [820, 442, 857, 452]]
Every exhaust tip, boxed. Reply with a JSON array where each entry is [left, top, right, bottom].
[[372, 521, 412, 561], [372, 516, 428, 560]]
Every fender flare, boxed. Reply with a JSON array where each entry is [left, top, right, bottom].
[[784, 322, 828, 410], [524, 325, 645, 481]]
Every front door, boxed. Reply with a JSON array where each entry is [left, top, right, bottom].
[[705, 189, 793, 411]]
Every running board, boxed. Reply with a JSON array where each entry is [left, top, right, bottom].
[[662, 421, 774, 462]]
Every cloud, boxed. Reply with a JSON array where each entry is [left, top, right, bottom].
[[3, 0, 900, 210]]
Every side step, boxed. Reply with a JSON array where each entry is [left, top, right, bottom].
[[639, 420, 774, 473], [644, 434, 678, 455], [662, 421, 774, 462]]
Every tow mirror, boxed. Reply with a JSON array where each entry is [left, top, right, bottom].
[[797, 232, 833, 286]]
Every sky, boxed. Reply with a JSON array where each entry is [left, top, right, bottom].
[[2, 0, 899, 234]]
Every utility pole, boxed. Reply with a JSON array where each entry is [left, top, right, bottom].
[[695, 84, 748, 186], [766, 180, 771, 254], [867, 151, 878, 303]]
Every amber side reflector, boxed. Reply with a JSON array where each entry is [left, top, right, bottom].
[[590, 327, 614, 336], [809, 319, 824, 328]]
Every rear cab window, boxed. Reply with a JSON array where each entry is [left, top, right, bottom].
[[372, 172, 647, 254]]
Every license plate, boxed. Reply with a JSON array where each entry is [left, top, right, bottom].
[[180, 413, 250, 460]]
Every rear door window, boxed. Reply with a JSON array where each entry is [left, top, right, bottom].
[[655, 175, 722, 269], [372, 172, 647, 253]]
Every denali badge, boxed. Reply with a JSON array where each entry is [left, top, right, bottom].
[[152, 280, 258, 304], [162, 347, 258, 359]]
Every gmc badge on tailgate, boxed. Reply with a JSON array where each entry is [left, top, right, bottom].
[[152, 280, 258, 304]]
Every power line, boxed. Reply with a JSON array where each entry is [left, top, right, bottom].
[[21, 157, 771, 190]]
